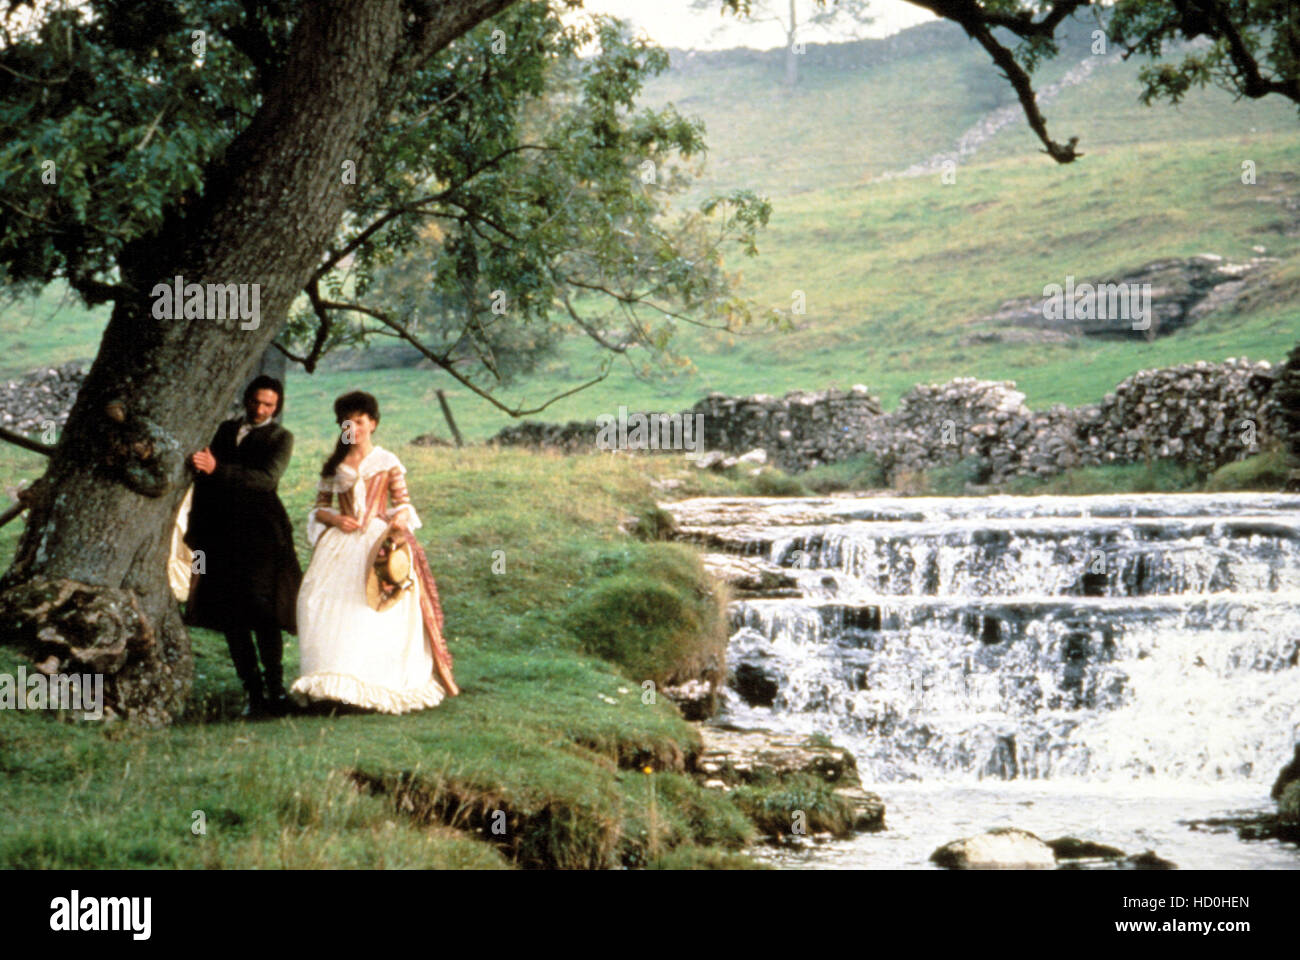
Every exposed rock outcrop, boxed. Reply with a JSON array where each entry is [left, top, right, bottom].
[[976, 255, 1276, 340], [690, 723, 885, 834]]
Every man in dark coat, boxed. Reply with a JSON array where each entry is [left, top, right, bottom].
[[184, 375, 302, 717]]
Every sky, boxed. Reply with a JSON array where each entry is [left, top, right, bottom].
[[578, 0, 937, 50]]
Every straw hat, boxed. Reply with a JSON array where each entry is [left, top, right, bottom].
[[366, 528, 415, 612]]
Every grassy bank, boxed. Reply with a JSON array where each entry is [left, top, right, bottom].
[[0, 445, 775, 869]]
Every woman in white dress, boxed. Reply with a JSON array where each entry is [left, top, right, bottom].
[[290, 391, 459, 714]]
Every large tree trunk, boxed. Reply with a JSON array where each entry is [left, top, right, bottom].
[[0, 0, 514, 725]]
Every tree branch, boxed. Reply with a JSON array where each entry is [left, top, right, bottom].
[[905, 0, 1085, 162], [0, 427, 55, 456], [0, 59, 68, 83], [1189, 0, 1299, 101], [559, 289, 632, 353], [316, 298, 608, 416], [311, 144, 554, 281]]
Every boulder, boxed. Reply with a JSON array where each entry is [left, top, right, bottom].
[[730, 661, 781, 708], [661, 678, 716, 721], [1120, 850, 1177, 870], [930, 827, 1057, 869], [1271, 742, 1300, 801], [692, 450, 729, 471], [1046, 836, 1126, 861]]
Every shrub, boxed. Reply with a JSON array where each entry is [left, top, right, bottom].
[[1205, 443, 1289, 492], [742, 467, 809, 497], [924, 455, 987, 495], [630, 503, 677, 541], [801, 453, 887, 493], [1279, 782, 1300, 825], [1003, 460, 1204, 495]]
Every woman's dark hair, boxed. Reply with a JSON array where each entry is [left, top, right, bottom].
[[243, 375, 284, 416], [320, 391, 381, 478]]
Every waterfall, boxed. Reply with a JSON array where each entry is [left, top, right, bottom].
[[670, 493, 1300, 786]]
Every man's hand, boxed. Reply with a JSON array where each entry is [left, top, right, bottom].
[[190, 447, 217, 475]]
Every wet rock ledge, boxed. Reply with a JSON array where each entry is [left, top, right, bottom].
[[690, 722, 885, 841]]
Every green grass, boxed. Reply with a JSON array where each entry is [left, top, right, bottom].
[[0, 282, 110, 379], [728, 773, 859, 839], [784, 447, 1291, 497], [278, 130, 1300, 446], [0, 447, 787, 869], [1204, 443, 1292, 492], [1000, 460, 1207, 496], [7, 67, 1298, 447], [801, 454, 888, 494], [642, 20, 1298, 202]]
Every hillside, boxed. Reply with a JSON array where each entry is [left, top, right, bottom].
[[1, 14, 1297, 450]]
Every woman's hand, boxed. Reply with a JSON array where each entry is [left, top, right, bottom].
[[323, 510, 360, 532], [389, 508, 410, 533]]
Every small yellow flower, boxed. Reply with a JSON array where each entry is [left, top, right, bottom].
[[642, 765, 653, 775]]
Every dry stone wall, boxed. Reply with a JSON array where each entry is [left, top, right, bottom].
[[0, 362, 85, 436], [491, 359, 1289, 485]]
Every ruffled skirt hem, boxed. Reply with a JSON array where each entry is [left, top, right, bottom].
[[290, 671, 446, 715]]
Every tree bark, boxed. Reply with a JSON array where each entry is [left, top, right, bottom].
[[784, 0, 799, 87], [0, 0, 515, 725]]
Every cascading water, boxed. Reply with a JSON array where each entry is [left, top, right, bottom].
[[667, 492, 1300, 868]]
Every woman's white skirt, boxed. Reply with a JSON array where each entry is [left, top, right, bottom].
[[291, 517, 446, 714]]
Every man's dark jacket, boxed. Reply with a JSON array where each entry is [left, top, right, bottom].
[[183, 418, 302, 634]]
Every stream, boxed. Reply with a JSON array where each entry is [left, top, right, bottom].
[[666, 492, 1300, 869]]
